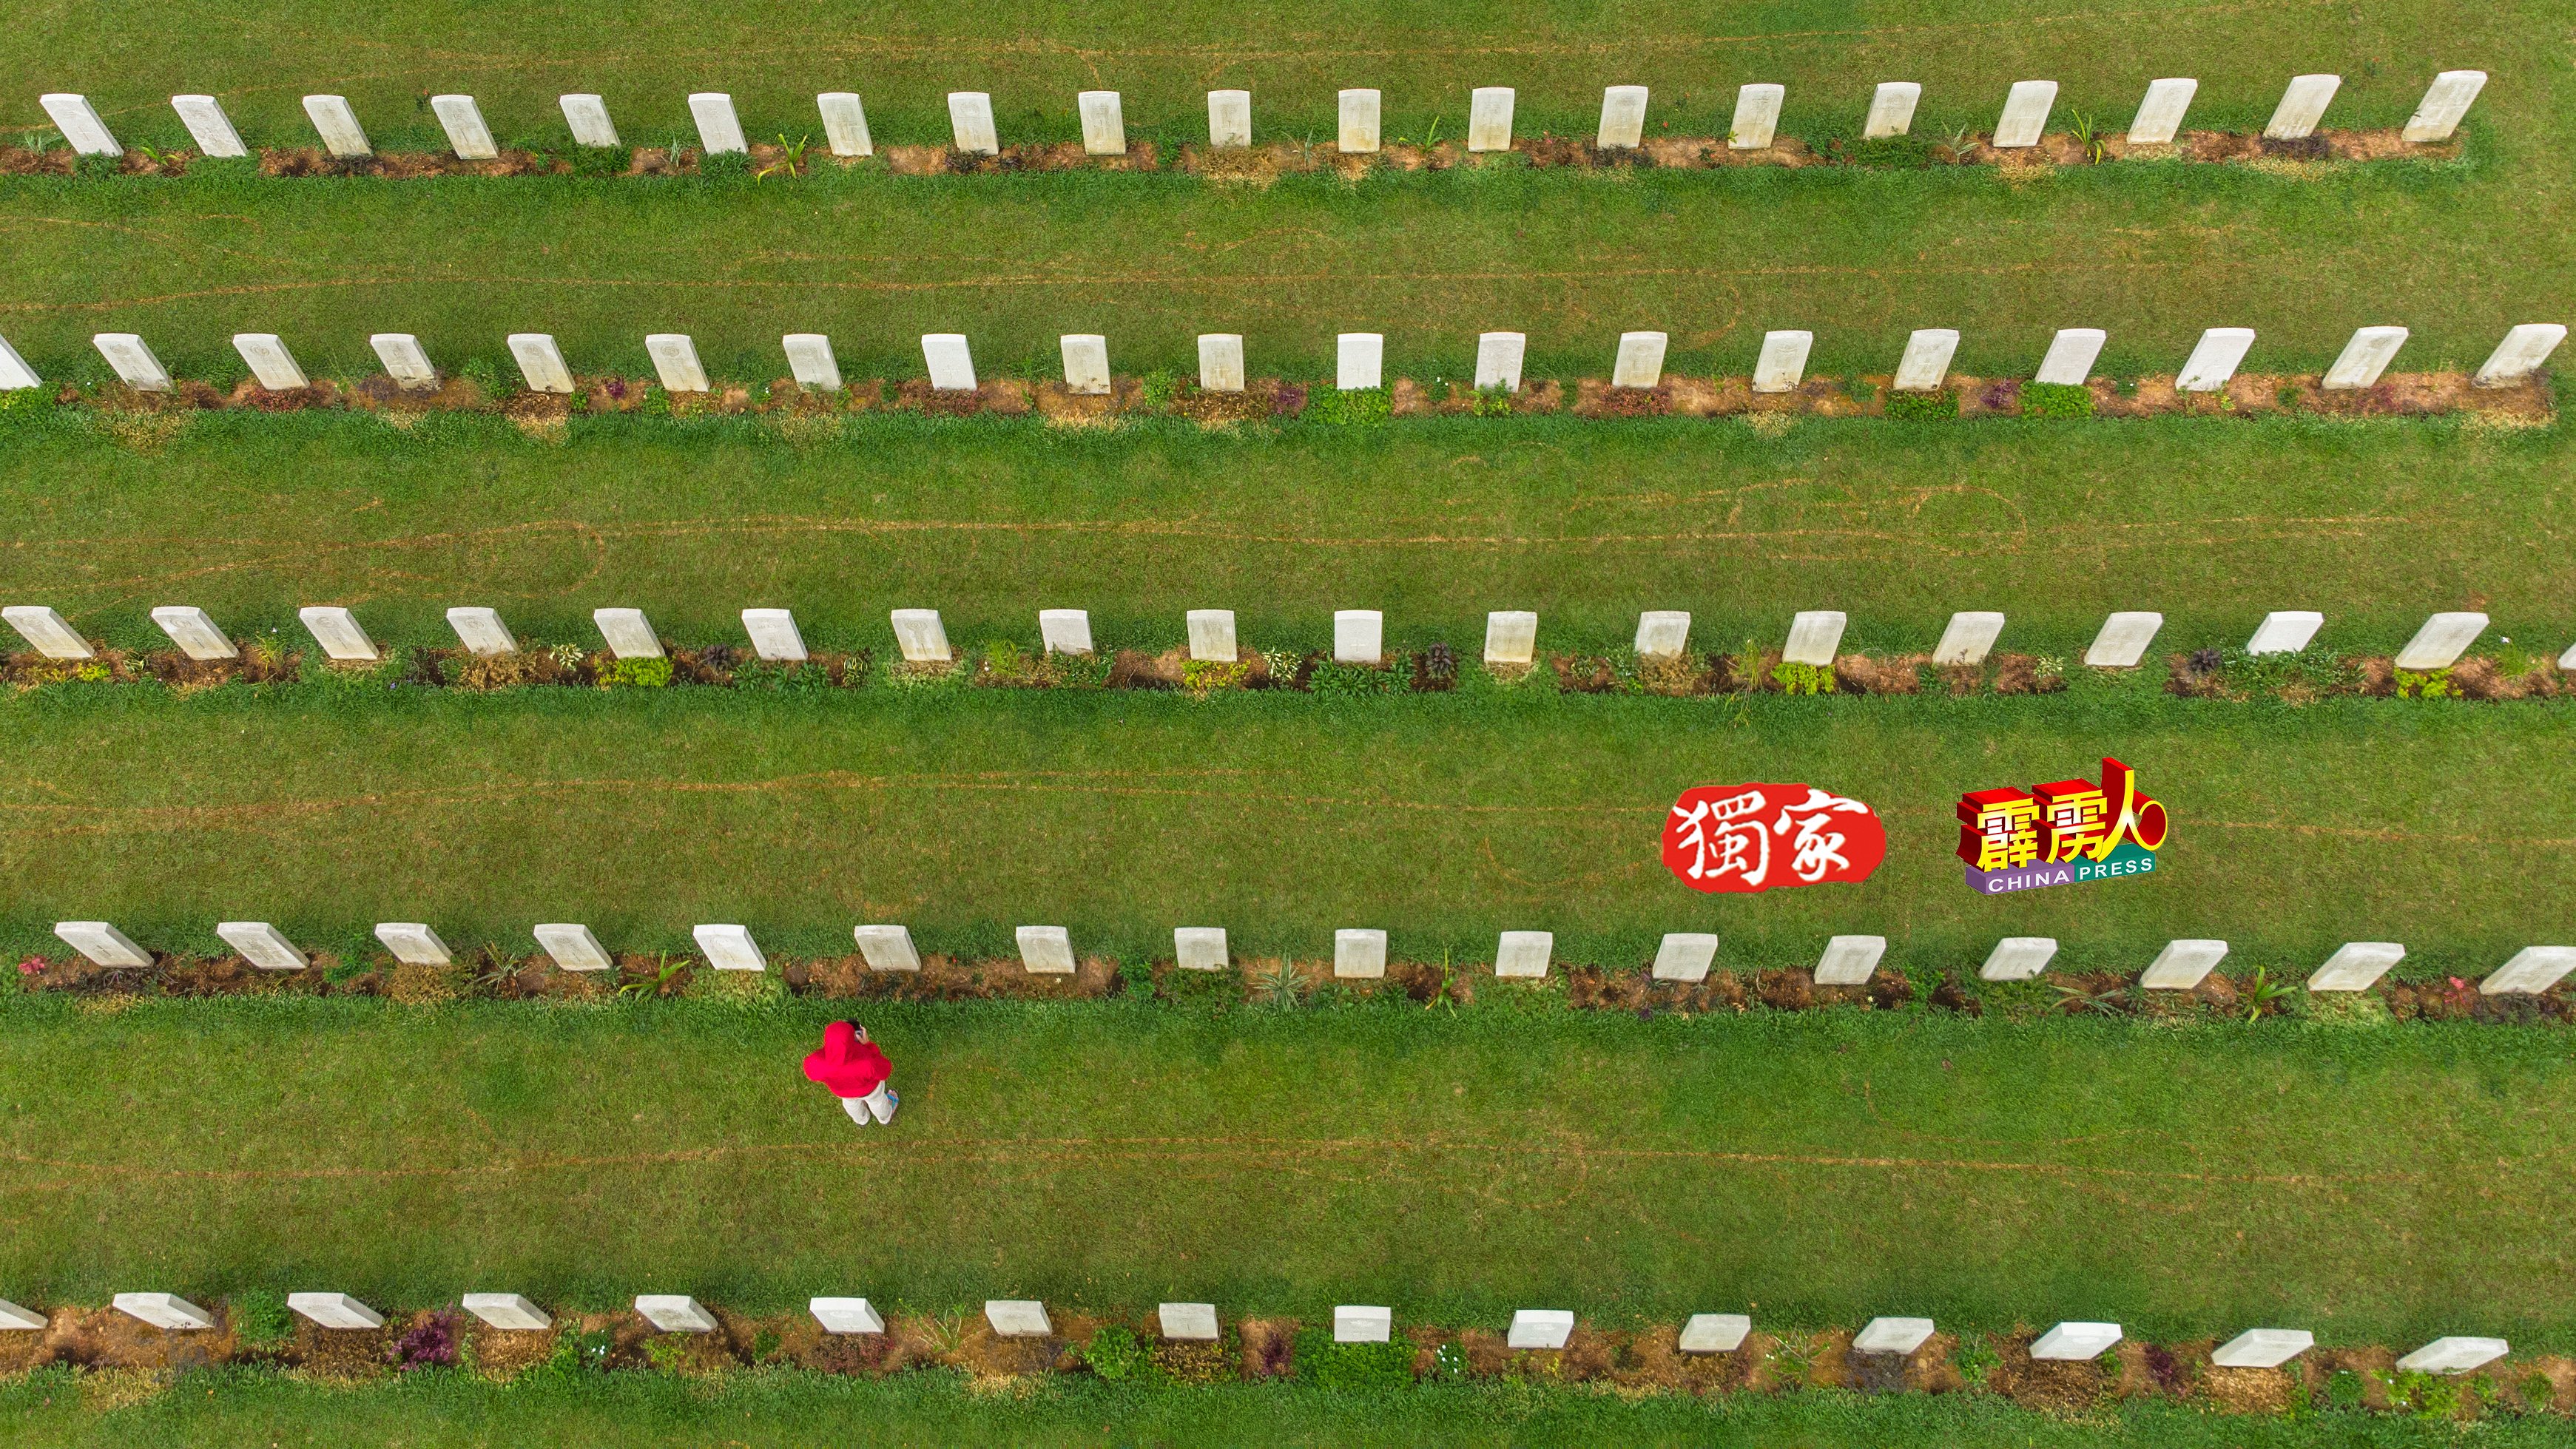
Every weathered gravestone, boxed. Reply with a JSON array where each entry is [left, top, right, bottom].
[[922, 333, 977, 391], [1863, 82, 1919, 139], [1494, 930, 1553, 979], [1813, 935, 1887, 985], [150, 606, 237, 661], [370, 333, 439, 391], [1197, 334, 1246, 392], [1338, 89, 1381, 152], [1892, 329, 1958, 391], [1159, 1303, 1221, 1340], [1038, 609, 1093, 655], [1077, 91, 1125, 155], [1334, 1305, 1392, 1342], [92, 333, 171, 391], [39, 95, 120, 155], [1467, 88, 1514, 152], [446, 607, 516, 656], [2323, 326, 2407, 389], [1978, 936, 2059, 982], [1651, 933, 1719, 982], [2139, 939, 2228, 990], [853, 925, 922, 972], [54, 922, 150, 968], [463, 1294, 553, 1331], [1334, 929, 1386, 979], [1186, 609, 1237, 662], [2031, 1322, 2122, 1360], [1932, 611, 2005, 666], [1174, 927, 1228, 971], [303, 95, 371, 158], [1752, 331, 1812, 392], [810, 1297, 884, 1334], [890, 608, 951, 663], [635, 1296, 717, 1333], [1993, 81, 2057, 147], [2081, 610, 2162, 668], [742, 608, 808, 662], [2210, 1328, 2311, 1368], [1679, 1313, 1752, 1352], [2034, 328, 2105, 385], [2264, 75, 2340, 141], [171, 95, 247, 158], [2482, 946, 2576, 996], [2307, 941, 2404, 992], [592, 607, 662, 659], [0, 337, 36, 391], [1633, 610, 1690, 659], [2404, 70, 2486, 143], [508, 334, 576, 393], [217, 921, 308, 971], [948, 92, 999, 155], [2473, 324, 2566, 386], [2125, 79, 2197, 145], [1597, 86, 1648, 149], [1508, 1310, 1575, 1349], [783, 333, 842, 391], [687, 93, 747, 154], [2394, 612, 2486, 669], [1781, 610, 1845, 665], [533, 923, 613, 972], [233, 333, 308, 391], [1335, 333, 1383, 390], [373, 923, 451, 966], [431, 95, 499, 160], [692, 923, 766, 971], [4, 605, 92, 658], [1483, 610, 1537, 665], [559, 95, 619, 148], [2397, 1337, 2507, 1375], [1729, 83, 1784, 149], [1474, 331, 1525, 392], [289, 1293, 385, 1330], [1059, 334, 1111, 395], [2175, 328, 2255, 391], [645, 334, 709, 392], [1016, 925, 1076, 974], [1207, 89, 1252, 149], [2245, 610, 2322, 655], [817, 92, 872, 157], [986, 1300, 1053, 1337], [1612, 331, 1667, 388], [0, 1300, 46, 1331], [1332, 609, 1383, 664], [112, 1294, 212, 1331], [1852, 1317, 1935, 1354]]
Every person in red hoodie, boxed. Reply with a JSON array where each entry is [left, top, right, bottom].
[[803, 1020, 898, 1127]]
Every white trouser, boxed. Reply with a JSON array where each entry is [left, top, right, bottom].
[[841, 1083, 897, 1126]]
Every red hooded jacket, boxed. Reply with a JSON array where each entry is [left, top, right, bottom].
[[803, 1021, 891, 1098]]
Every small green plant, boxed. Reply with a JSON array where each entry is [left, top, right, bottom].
[[1308, 386, 1391, 427], [749, 1326, 782, 1362], [2393, 667, 2455, 700], [1082, 1325, 1158, 1385], [698, 149, 752, 180], [2382, 1368, 2458, 1420], [2071, 111, 2106, 164], [644, 1337, 688, 1372], [981, 638, 1024, 680], [1295, 1328, 1413, 1390], [74, 152, 123, 180], [2322, 1368, 2365, 1410], [1115, 957, 1155, 999], [1943, 123, 1977, 156], [1467, 384, 1514, 416], [1138, 369, 1178, 411], [596, 655, 673, 689], [1252, 957, 1306, 1010], [2239, 964, 2296, 1022], [917, 1309, 972, 1362], [2518, 1369, 2555, 1411], [2276, 384, 2303, 409], [1309, 659, 1396, 698], [2051, 979, 2128, 1016], [570, 145, 627, 178], [754, 133, 810, 180], [1770, 1331, 1819, 1390], [2029, 653, 2068, 689], [543, 1326, 615, 1377], [1884, 388, 1958, 421], [1179, 658, 1248, 696], [1952, 1331, 1998, 1387], [1770, 661, 1835, 695], [1852, 133, 1937, 169], [1432, 1340, 1470, 1381], [2020, 381, 2096, 418], [618, 953, 687, 1000], [230, 1288, 294, 1348]]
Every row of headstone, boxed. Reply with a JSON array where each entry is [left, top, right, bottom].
[[13, 322, 2563, 401], [34, 71, 2486, 163]]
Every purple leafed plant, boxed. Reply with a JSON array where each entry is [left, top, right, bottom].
[[391, 1311, 460, 1368]]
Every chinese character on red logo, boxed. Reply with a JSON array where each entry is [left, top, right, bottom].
[[1662, 784, 1887, 894]]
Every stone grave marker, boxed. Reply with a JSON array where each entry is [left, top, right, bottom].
[[297, 607, 376, 663], [1207, 89, 1252, 149], [783, 333, 842, 391], [2397, 1337, 2507, 1375], [112, 1294, 212, 1331], [1197, 334, 1246, 392], [39, 94, 120, 155], [1076, 90, 1125, 155], [431, 95, 499, 160], [151, 606, 237, 661], [1483, 610, 1537, 665], [923, 333, 977, 391], [645, 334, 709, 393], [1336, 333, 1383, 390], [2404, 70, 2486, 143], [374, 923, 451, 966], [592, 607, 661, 659], [1781, 609, 1845, 665], [1932, 611, 2005, 666], [1729, 83, 1784, 149], [635, 1296, 717, 1333], [2082, 610, 2162, 668], [218, 922, 308, 971], [95, 333, 172, 391], [2140, 939, 2228, 990], [1334, 928, 1386, 979], [0, 1300, 45, 1331], [1059, 334, 1111, 395], [233, 334, 308, 391], [1494, 930, 1554, 979], [559, 95, 619, 148], [370, 333, 439, 391], [853, 925, 922, 972], [1332, 609, 1383, 664], [4, 604, 92, 658], [1993, 81, 2057, 147], [2474, 324, 2566, 386], [1175, 927, 1228, 971], [446, 607, 516, 656], [2395, 611, 2486, 670], [1612, 331, 1667, 388], [1597, 85, 1648, 149], [742, 608, 808, 662], [2323, 325, 2407, 389], [2211, 1328, 2311, 1368], [1633, 610, 1690, 659], [986, 1300, 1053, 1337], [1651, 933, 1719, 982], [2125, 79, 2198, 145], [948, 92, 999, 155], [2176, 328, 2254, 391], [1016, 925, 1076, 974], [1978, 936, 2059, 982], [289, 1293, 385, 1331], [1814, 935, 1887, 985], [55, 922, 151, 968], [687, 93, 747, 153], [2307, 941, 2404, 993], [1474, 331, 1525, 392], [817, 93, 872, 157], [692, 923, 766, 972], [2482, 946, 2576, 996], [2034, 328, 2105, 385], [1508, 1310, 1575, 1349], [1852, 1317, 1934, 1355], [1892, 328, 1958, 391], [1467, 87, 1514, 152], [508, 334, 576, 394], [1159, 1303, 1221, 1340], [1679, 1313, 1752, 1352], [1333, 1306, 1392, 1342], [533, 923, 613, 972], [2245, 610, 2322, 655], [0, 337, 36, 391], [811, 1298, 884, 1334], [303, 95, 372, 158], [1863, 82, 1920, 139], [1753, 330, 1813, 392], [2264, 75, 2340, 141], [890, 608, 951, 662], [2031, 1322, 2122, 1360], [171, 95, 247, 158], [463, 1294, 552, 1331], [1338, 89, 1381, 152], [1038, 609, 1093, 655], [1186, 609, 1237, 662]]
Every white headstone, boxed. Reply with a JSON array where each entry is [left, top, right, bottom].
[[1186, 609, 1237, 662], [216, 921, 308, 971], [692, 923, 766, 972], [447, 607, 516, 656], [1467, 87, 1514, 152], [1207, 89, 1252, 149], [2323, 326, 2407, 390], [302, 95, 371, 158], [1993, 81, 2057, 148], [645, 334, 709, 393], [40, 94, 120, 155], [1781, 610, 1845, 666], [112, 1294, 212, 1331], [2210, 1328, 2311, 1368], [2481, 946, 2576, 996], [2404, 70, 2486, 143], [1633, 610, 1690, 659], [2030, 1322, 2122, 1360], [743, 607, 807, 661], [431, 95, 499, 160], [1174, 927, 1228, 971], [688, 93, 747, 154], [95, 332, 172, 391], [4, 605, 92, 659], [1597, 85, 1648, 149], [0, 1299, 47, 1331], [1198, 334, 1246, 392], [533, 923, 613, 972], [810, 1297, 884, 1334], [560, 94, 620, 148], [1752, 331, 1812, 392], [1892, 329, 1958, 391], [2140, 939, 2228, 990], [2265, 75, 2340, 141], [923, 333, 976, 391], [1863, 82, 1920, 139], [1076, 90, 1125, 156], [783, 333, 842, 391], [890, 608, 951, 663], [2083, 610, 2162, 667], [2394, 612, 2486, 670], [2307, 941, 2404, 993], [1508, 1309, 1574, 1349], [817, 92, 872, 157], [948, 92, 999, 155], [1483, 609, 1537, 665], [1612, 331, 1667, 388], [2034, 329, 2105, 385], [1979, 936, 2059, 982], [0, 336, 36, 391], [1059, 334, 1111, 396], [1334, 928, 1386, 979], [1335, 333, 1383, 391], [1159, 1303, 1221, 1340], [1494, 930, 1554, 979], [1338, 89, 1381, 153], [2474, 324, 2566, 386], [233, 333, 308, 391], [1729, 83, 1784, 149], [1037, 609, 1093, 655], [300, 605, 377, 660], [463, 1294, 553, 1331], [853, 925, 922, 973], [171, 95, 247, 158], [1932, 611, 2005, 666], [374, 922, 451, 967], [635, 1295, 717, 1333], [151, 606, 237, 661], [1852, 1317, 1935, 1355], [2245, 611, 2322, 655], [2175, 328, 2255, 391], [1474, 331, 1525, 392], [2397, 1337, 2508, 1375], [1016, 925, 1076, 975], [592, 607, 661, 660], [1651, 933, 1718, 982], [1333, 1305, 1392, 1342], [1679, 1313, 1751, 1352], [55, 922, 151, 968], [985, 1300, 1052, 1337], [1814, 935, 1887, 985], [2126, 79, 2198, 145], [508, 334, 576, 394], [289, 1292, 385, 1331], [371, 333, 438, 391], [1332, 609, 1383, 664]]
